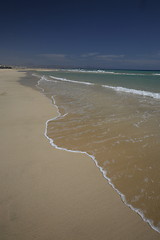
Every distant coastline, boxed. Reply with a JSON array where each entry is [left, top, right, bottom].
[[0, 65, 12, 69], [3, 64, 160, 72]]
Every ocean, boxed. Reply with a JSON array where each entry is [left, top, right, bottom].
[[35, 69, 160, 233]]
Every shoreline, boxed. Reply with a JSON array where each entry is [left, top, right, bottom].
[[0, 69, 159, 239], [37, 75, 160, 234]]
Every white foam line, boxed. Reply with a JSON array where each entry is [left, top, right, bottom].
[[65, 69, 160, 76], [102, 84, 160, 99], [37, 75, 160, 234], [49, 75, 94, 85], [63, 69, 147, 76]]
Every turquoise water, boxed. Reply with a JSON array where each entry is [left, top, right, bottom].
[[36, 69, 160, 233], [42, 69, 160, 94]]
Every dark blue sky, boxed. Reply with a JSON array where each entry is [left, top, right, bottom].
[[1, 0, 160, 69]]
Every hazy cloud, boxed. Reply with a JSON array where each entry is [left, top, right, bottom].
[[21, 52, 160, 69], [96, 54, 125, 60], [39, 54, 67, 59], [80, 53, 125, 60], [81, 52, 99, 58]]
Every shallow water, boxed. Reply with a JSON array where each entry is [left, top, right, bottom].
[[36, 69, 160, 232]]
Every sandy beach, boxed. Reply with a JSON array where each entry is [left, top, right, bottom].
[[0, 69, 159, 240]]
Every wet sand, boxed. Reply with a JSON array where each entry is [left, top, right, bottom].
[[0, 69, 159, 240]]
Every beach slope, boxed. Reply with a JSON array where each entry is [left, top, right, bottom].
[[0, 69, 159, 240]]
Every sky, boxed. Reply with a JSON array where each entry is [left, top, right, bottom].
[[1, 0, 160, 69]]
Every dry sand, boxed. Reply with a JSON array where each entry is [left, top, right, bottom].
[[0, 69, 159, 240]]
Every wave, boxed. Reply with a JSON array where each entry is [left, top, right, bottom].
[[63, 69, 147, 76], [62, 69, 160, 77], [102, 85, 160, 99], [49, 75, 95, 85], [152, 73, 160, 76], [48, 75, 160, 100], [63, 69, 107, 73]]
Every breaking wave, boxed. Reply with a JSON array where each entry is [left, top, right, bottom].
[[62, 69, 160, 76], [102, 85, 160, 99], [50, 75, 160, 99]]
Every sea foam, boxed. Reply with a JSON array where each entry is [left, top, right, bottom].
[[50, 76, 94, 85], [102, 85, 160, 99], [63, 69, 147, 76]]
